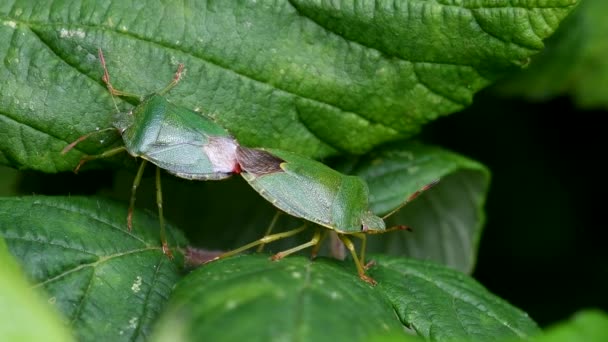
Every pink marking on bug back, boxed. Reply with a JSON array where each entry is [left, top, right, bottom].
[[203, 136, 240, 174]]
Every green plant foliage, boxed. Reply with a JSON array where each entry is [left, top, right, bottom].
[[153, 255, 538, 342], [0, 0, 578, 172], [338, 142, 490, 273], [524, 310, 608, 342], [0, 237, 74, 342], [0, 196, 186, 341], [0, 1, 587, 340], [497, 0, 606, 109], [372, 256, 539, 341]]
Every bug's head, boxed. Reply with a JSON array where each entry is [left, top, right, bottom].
[[360, 211, 386, 233]]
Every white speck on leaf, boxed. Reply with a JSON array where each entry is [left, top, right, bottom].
[[408, 166, 419, 174], [128, 317, 138, 329], [2, 21, 16, 28], [330, 291, 342, 300], [291, 271, 302, 279], [15, 8, 23, 16], [59, 28, 85, 39], [131, 276, 142, 293], [225, 300, 237, 310]]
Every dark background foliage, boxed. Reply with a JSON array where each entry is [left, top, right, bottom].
[[426, 89, 608, 326]]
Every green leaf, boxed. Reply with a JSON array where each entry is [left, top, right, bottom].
[[0, 0, 579, 172], [496, 0, 606, 109], [340, 142, 490, 273], [525, 310, 608, 342], [0, 196, 187, 341], [153, 255, 403, 342], [154, 255, 537, 342], [371, 256, 540, 341], [0, 236, 74, 342]]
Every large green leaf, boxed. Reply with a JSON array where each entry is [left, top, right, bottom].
[[337, 142, 490, 273], [0, 196, 187, 341], [0, 0, 578, 172], [154, 255, 538, 341], [497, 0, 607, 109], [0, 236, 74, 342], [371, 256, 540, 341]]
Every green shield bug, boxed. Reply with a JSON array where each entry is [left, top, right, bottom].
[[62, 49, 240, 257], [212, 146, 438, 285]]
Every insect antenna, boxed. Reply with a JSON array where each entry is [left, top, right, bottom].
[[61, 127, 116, 155], [381, 179, 440, 220]]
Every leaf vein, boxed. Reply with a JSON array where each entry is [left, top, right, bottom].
[[402, 267, 530, 338], [31, 247, 160, 289]]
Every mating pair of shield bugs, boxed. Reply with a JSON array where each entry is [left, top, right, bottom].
[[62, 49, 437, 285]]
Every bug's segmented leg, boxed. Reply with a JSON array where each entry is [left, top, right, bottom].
[[127, 160, 148, 231], [271, 229, 322, 261], [257, 211, 282, 253], [159, 63, 185, 95], [73, 146, 127, 173], [155, 166, 173, 259], [209, 225, 308, 262], [98, 48, 138, 101], [352, 233, 377, 270], [310, 230, 328, 259], [338, 234, 377, 286], [353, 233, 368, 265]]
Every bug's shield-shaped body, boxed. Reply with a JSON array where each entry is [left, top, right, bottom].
[[114, 94, 239, 180], [237, 147, 385, 234]]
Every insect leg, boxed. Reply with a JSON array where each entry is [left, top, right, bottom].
[[210, 225, 307, 262], [127, 160, 148, 231], [73, 146, 127, 173], [352, 233, 367, 265], [352, 233, 375, 269], [338, 234, 377, 286], [310, 230, 328, 259], [257, 211, 282, 252], [158, 63, 185, 96], [156, 166, 172, 259], [271, 228, 322, 261], [98, 48, 139, 101]]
